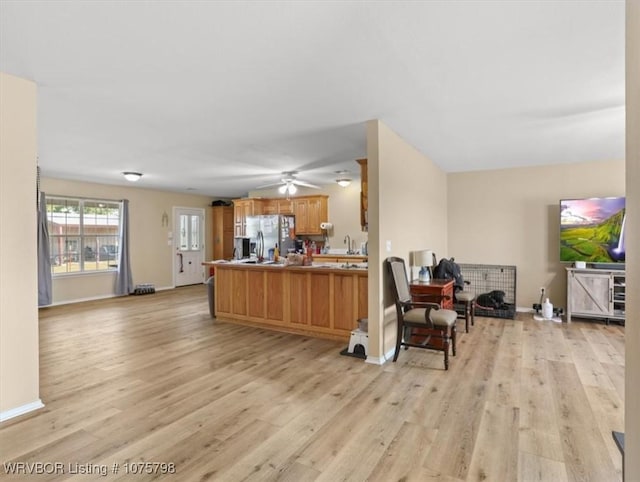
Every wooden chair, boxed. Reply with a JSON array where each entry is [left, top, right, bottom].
[[385, 256, 457, 370]]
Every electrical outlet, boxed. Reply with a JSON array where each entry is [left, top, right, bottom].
[[540, 287, 545, 294]]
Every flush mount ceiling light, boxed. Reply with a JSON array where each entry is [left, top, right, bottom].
[[335, 170, 351, 187], [122, 171, 142, 182]]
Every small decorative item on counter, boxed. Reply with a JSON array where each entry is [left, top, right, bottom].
[[284, 253, 304, 266], [274, 243, 279, 260]]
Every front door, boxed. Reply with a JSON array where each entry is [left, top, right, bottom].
[[174, 207, 205, 286]]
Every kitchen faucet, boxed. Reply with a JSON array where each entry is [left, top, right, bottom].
[[344, 234, 353, 254]]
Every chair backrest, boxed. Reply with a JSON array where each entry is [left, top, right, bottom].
[[384, 257, 412, 304]]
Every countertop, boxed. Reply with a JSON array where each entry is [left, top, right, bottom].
[[203, 259, 368, 271]]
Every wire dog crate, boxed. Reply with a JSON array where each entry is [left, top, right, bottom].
[[457, 263, 517, 319]]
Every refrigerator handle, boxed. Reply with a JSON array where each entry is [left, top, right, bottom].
[[258, 231, 264, 259]]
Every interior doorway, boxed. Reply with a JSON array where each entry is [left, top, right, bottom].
[[173, 207, 205, 287]]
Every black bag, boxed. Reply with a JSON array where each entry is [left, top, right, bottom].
[[434, 257, 464, 292]]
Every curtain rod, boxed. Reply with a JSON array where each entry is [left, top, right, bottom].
[[46, 194, 126, 203]]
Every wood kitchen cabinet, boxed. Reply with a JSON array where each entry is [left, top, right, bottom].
[[276, 198, 294, 215], [566, 268, 626, 324], [293, 195, 328, 235], [357, 158, 368, 232], [211, 206, 234, 260], [213, 263, 367, 340], [233, 195, 327, 236], [233, 198, 264, 236], [262, 198, 294, 215]]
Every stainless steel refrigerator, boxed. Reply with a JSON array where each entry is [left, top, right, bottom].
[[245, 215, 295, 260]]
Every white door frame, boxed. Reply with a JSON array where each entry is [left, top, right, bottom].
[[172, 206, 206, 287]]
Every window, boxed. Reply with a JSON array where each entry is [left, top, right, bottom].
[[46, 197, 121, 275], [179, 213, 200, 251]]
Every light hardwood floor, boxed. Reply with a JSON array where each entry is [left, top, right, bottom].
[[0, 285, 624, 481]]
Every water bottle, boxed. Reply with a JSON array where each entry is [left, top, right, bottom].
[[542, 298, 553, 319]]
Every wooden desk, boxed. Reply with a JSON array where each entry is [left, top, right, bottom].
[[410, 279, 454, 309]]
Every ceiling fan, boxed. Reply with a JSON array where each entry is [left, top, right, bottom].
[[256, 171, 320, 196]]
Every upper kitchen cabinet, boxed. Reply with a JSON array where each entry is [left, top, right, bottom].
[[357, 158, 368, 231], [263, 198, 294, 215], [233, 198, 264, 236], [276, 198, 294, 215], [293, 195, 328, 235], [234, 195, 327, 236]]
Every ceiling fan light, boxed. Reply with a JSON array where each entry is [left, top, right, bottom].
[[123, 171, 142, 182], [336, 178, 351, 187], [278, 184, 288, 194], [288, 184, 297, 194]]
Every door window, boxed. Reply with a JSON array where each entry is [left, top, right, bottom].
[[179, 214, 201, 251]]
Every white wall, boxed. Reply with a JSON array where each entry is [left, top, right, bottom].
[[0, 72, 41, 417], [447, 160, 625, 310], [367, 119, 449, 361]]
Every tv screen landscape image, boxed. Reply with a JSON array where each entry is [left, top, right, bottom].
[[560, 197, 626, 263]]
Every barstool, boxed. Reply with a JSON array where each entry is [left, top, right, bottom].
[[455, 287, 475, 333]]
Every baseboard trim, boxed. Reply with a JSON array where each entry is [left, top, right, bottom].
[[0, 399, 44, 422], [365, 347, 395, 365], [43, 285, 174, 307], [516, 306, 534, 313], [365, 355, 385, 365]]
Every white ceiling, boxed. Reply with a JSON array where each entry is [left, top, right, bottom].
[[0, 1, 625, 198]]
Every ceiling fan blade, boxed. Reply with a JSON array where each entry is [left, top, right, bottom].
[[292, 179, 320, 189], [255, 181, 284, 189]]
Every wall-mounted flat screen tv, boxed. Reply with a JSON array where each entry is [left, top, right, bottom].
[[560, 196, 626, 263]]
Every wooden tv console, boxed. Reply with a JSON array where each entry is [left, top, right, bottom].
[[566, 267, 625, 324]]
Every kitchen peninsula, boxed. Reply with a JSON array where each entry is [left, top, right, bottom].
[[209, 262, 368, 340]]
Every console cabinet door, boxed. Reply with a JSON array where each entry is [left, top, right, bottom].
[[568, 272, 611, 316]]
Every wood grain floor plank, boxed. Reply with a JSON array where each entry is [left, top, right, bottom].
[[518, 450, 569, 482], [518, 366, 565, 462], [366, 421, 437, 482], [581, 326, 625, 366], [548, 360, 619, 482], [0, 288, 625, 481], [466, 402, 519, 482], [567, 338, 617, 390]]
